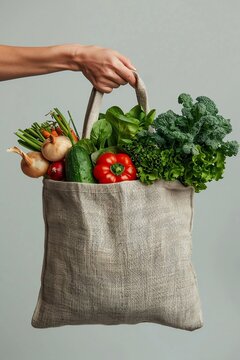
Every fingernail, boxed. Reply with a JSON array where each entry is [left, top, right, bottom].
[[128, 64, 136, 71]]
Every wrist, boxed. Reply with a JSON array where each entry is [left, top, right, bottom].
[[66, 43, 88, 72], [50, 44, 78, 71], [48, 44, 85, 72]]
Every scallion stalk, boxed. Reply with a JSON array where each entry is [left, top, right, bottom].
[[53, 108, 75, 145], [68, 110, 80, 139], [15, 133, 41, 151], [17, 139, 38, 151]]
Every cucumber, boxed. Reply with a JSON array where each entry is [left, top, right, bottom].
[[65, 144, 96, 183]]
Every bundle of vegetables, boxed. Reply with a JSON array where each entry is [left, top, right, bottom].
[[8, 104, 154, 183], [65, 105, 154, 183], [121, 94, 239, 192], [8, 108, 79, 180], [8, 94, 239, 191]]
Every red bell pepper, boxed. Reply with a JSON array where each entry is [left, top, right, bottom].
[[93, 152, 137, 183]]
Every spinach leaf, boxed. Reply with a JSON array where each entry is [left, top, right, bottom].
[[140, 109, 156, 129], [125, 106, 156, 131], [90, 105, 156, 148], [105, 106, 140, 146], [125, 105, 145, 120], [90, 118, 112, 149]]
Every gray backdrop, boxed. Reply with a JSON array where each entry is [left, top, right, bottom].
[[0, 0, 239, 359]]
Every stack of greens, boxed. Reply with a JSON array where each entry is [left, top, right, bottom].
[[122, 94, 239, 192], [77, 105, 156, 163], [80, 94, 239, 192]]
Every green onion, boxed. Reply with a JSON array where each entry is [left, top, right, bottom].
[[17, 140, 38, 151], [16, 130, 42, 146], [14, 108, 80, 151], [68, 110, 80, 139], [53, 108, 75, 145], [15, 133, 41, 151]]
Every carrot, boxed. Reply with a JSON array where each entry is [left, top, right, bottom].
[[41, 129, 51, 138], [70, 129, 79, 143], [51, 129, 59, 137], [55, 126, 63, 135]]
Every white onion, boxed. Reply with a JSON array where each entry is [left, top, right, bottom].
[[7, 146, 49, 178], [41, 135, 72, 161]]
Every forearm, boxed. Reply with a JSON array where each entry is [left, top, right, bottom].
[[0, 43, 136, 92], [0, 44, 77, 80]]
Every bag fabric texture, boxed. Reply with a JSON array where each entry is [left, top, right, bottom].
[[32, 179, 203, 330], [32, 73, 203, 330]]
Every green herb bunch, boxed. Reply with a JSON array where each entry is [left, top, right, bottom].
[[122, 132, 185, 185]]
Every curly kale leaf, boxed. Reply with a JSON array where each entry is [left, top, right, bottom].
[[178, 93, 193, 109], [153, 110, 194, 148], [195, 96, 218, 115], [153, 94, 238, 157], [220, 140, 239, 156], [193, 114, 232, 148]]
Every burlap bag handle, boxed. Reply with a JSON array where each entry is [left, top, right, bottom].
[[81, 72, 149, 139]]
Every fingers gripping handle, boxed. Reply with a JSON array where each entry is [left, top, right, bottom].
[[81, 72, 149, 139]]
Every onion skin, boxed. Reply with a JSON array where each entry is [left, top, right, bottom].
[[47, 161, 65, 181], [41, 135, 72, 162], [7, 146, 49, 178]]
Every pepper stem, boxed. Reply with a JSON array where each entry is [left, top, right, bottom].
[[110, 162, 125, 176]]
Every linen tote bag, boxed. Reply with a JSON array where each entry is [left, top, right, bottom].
[[32, 73, 203, 331]]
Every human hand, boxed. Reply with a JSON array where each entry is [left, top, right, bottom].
[[70, 44, 137, 93]]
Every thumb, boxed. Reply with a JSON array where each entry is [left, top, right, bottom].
[[117, 54, 137, 71]]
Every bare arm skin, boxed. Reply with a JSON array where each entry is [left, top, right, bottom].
[[0, 44, 136, 93]]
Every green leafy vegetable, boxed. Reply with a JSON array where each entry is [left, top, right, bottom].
[[105, 106, 140, 145], [121, 94, 239, 192], [121, 133, 184, 185], [90, 118, 112, 149], [153, 93, 238, 156], [182, 145, 226, 192], [89, 104, 156, 148], [121, 133, 227, 192]]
